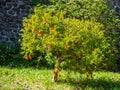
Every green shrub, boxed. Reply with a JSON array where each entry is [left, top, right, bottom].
[[0, 45, 42, 68], [20, 7, 65, 65], [47, 0, 120, 58], [20, 6, 115, 75], [45, 0, 120, 70], [0, 45, 22, 66]]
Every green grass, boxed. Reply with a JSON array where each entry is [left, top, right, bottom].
[[0, 67, 120, 90]]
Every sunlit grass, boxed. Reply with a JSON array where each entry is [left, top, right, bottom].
[[0, 67, 120, 90]]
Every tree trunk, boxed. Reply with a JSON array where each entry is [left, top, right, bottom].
[[52, 68, 59, 82]]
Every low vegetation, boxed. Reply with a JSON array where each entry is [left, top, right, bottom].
[[0, 67, 120, 90]]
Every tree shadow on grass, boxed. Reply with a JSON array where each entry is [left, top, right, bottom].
[[57, 77, 120, 90]]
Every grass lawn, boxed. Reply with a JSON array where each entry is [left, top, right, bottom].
[[0, 67, 120, 90]]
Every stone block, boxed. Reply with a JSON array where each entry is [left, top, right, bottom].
[[7, 10, 15, 16], [18, 1, 25, 6], [0, 13, 4, 17]]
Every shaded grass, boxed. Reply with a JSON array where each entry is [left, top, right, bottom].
[[0, 67, 120, 90]]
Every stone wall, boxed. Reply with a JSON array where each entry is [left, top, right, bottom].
[[0, 0, 32, 46], [0, 0, 120, 47]]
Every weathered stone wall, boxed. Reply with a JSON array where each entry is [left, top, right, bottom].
[[0, 0, 120, 47], [0, 0, 32, 46]]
